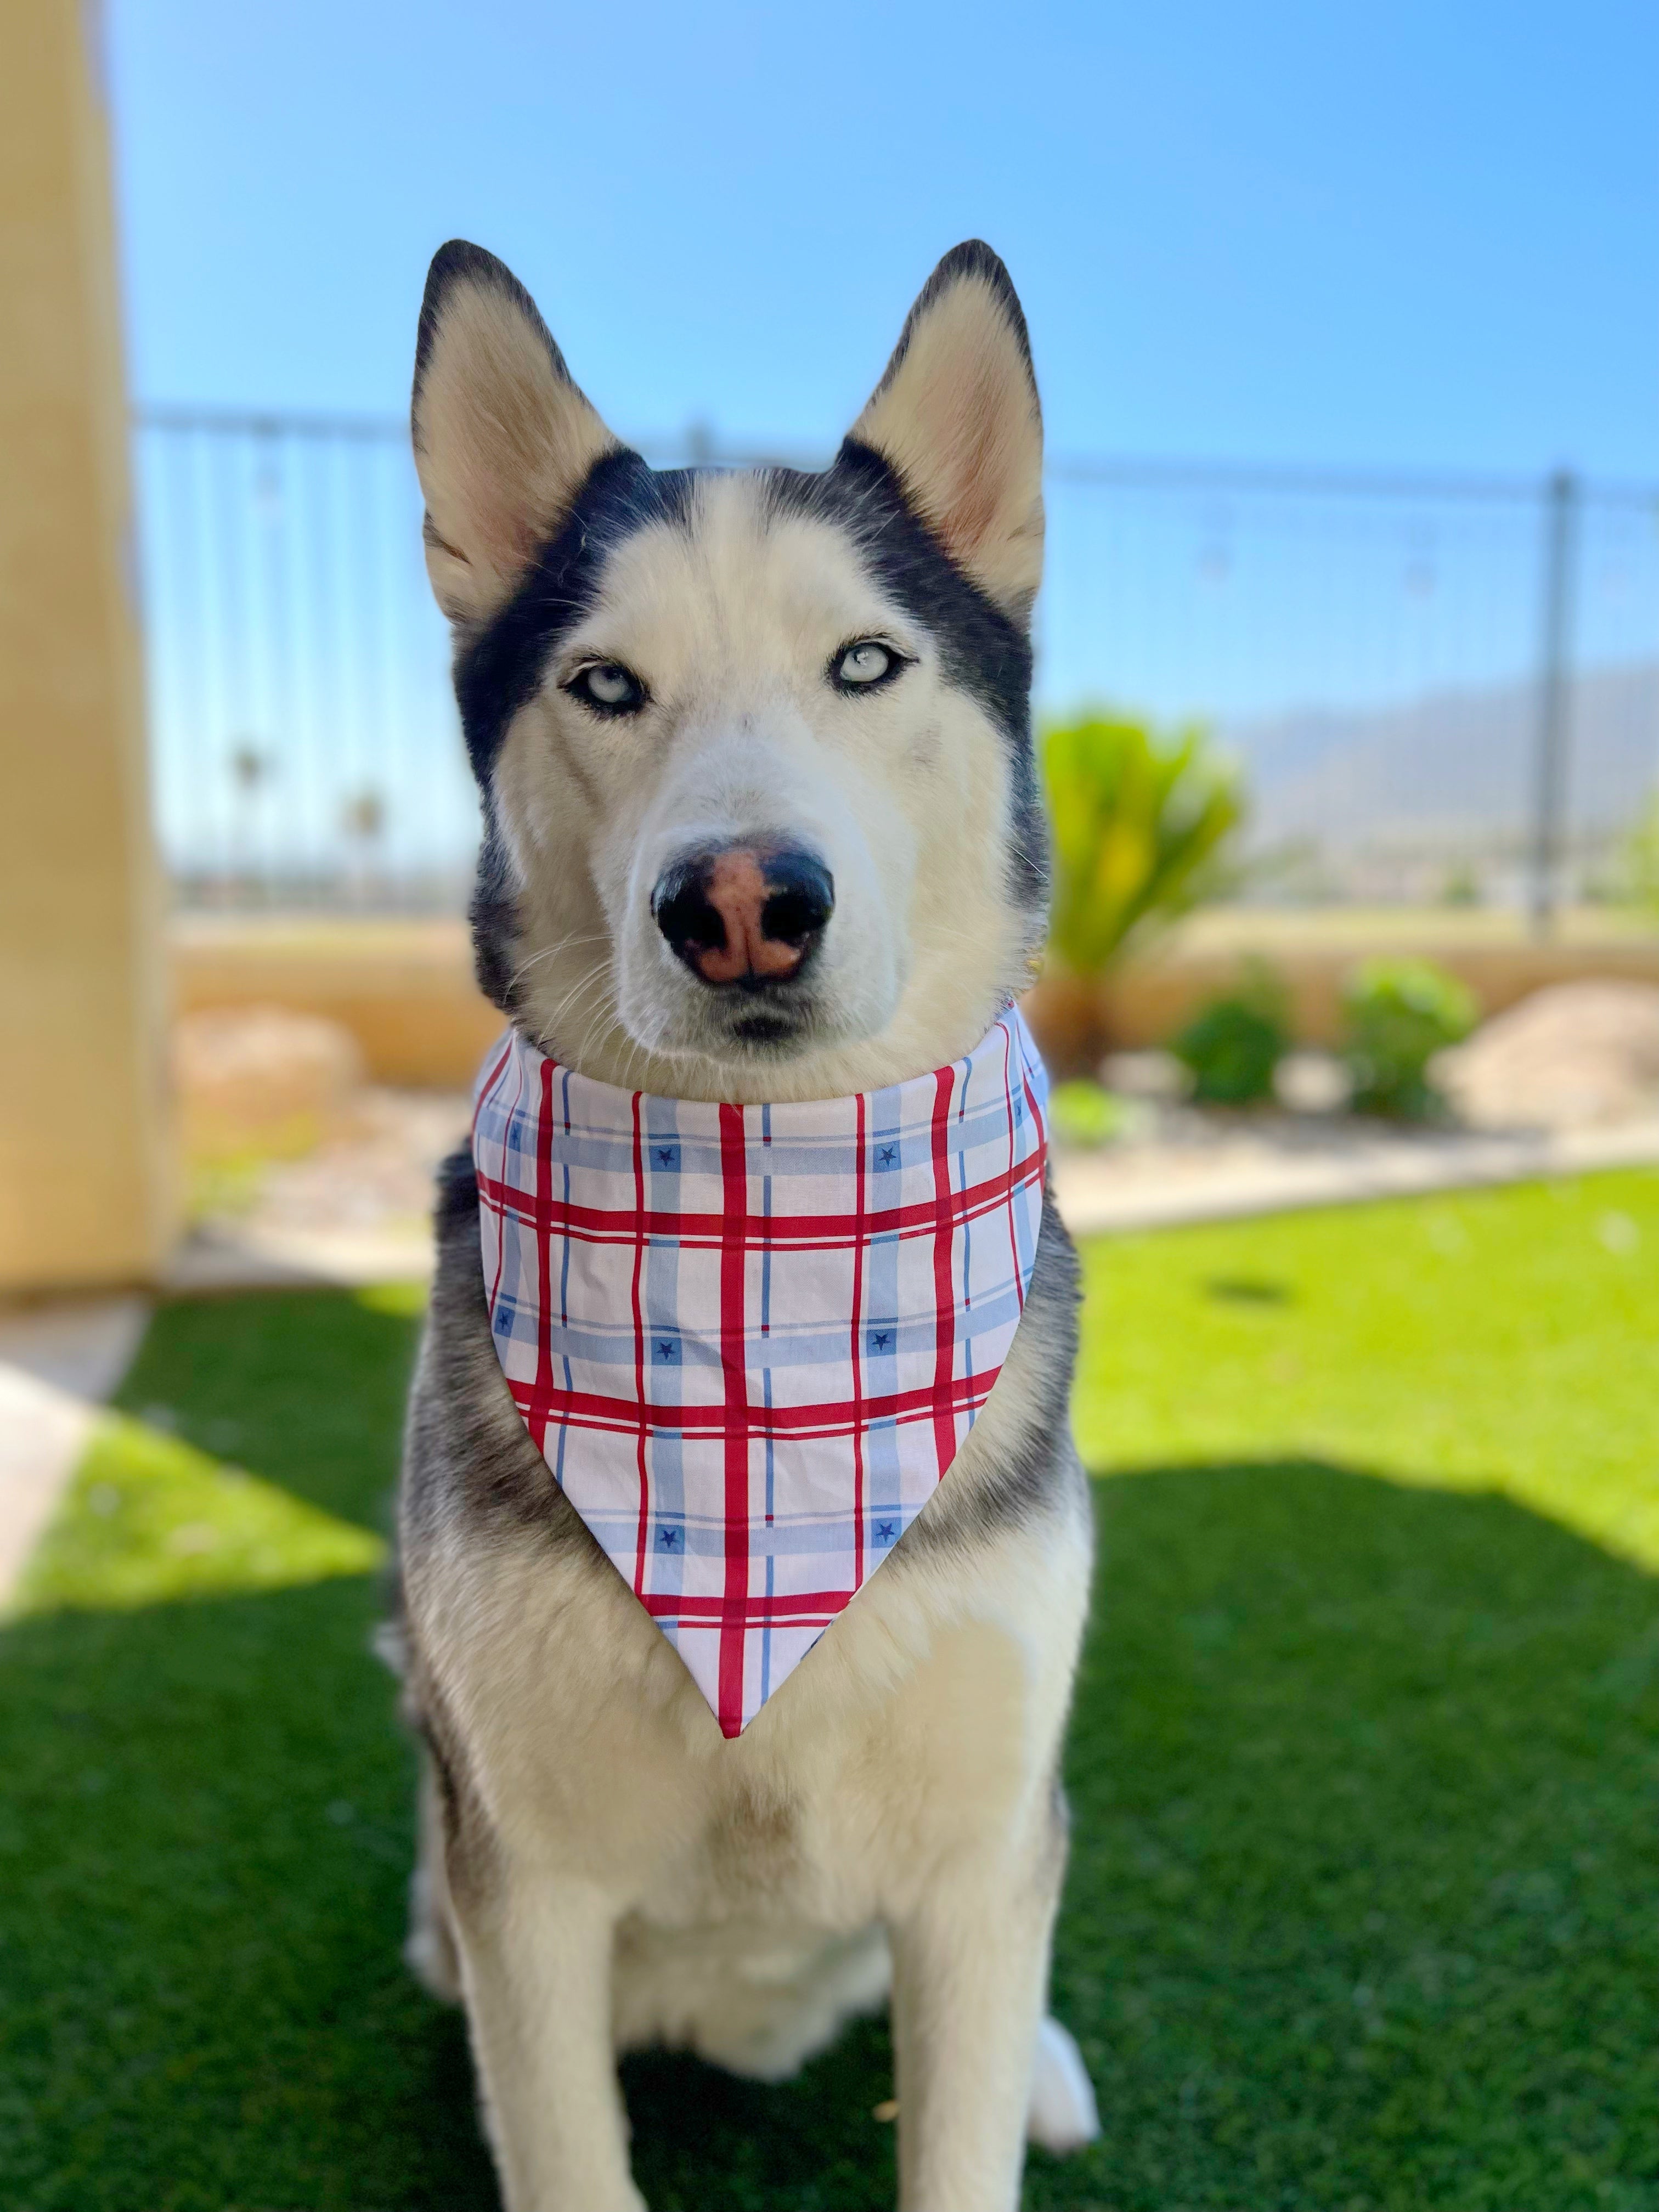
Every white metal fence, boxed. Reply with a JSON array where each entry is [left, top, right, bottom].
[[132, 409, 1659, 921]]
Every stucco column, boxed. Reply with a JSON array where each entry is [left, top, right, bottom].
[[0, 0, 173, 1290]]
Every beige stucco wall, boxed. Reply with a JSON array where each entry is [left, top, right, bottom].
[[172, 917, 504, 1088], [0, 0, 173, 1290], [169, 912, 1659, 1089]]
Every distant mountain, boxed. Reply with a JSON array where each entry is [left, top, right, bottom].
[[1224, 659, 1659, 853]]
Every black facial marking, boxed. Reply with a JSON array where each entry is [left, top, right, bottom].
[[452, 450, 693, 781], [469, 801, 523, 1017], [767, 439, 1048, 911]]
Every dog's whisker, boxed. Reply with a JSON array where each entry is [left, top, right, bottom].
[[505, 932, 614, 993], [540, 973, 622, 1062]]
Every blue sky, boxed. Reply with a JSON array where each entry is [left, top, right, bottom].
[[108, 0, 1657, 479]]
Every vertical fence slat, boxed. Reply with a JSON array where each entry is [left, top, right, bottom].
[[1527, 472, 1581, 938]]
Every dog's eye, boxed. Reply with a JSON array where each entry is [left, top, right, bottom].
[[568, 662, 645, 714], [833, 640, 899, 691]]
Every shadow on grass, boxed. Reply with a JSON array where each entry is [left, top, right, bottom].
[[2, 1426, 1655, 2206]]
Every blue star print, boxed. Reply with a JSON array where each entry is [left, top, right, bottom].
[[874, 1521, 896, 1544], [657, 1526, 681, 1551], [867, 1328, 892, 1353], [877, 1143, 898, 1167]]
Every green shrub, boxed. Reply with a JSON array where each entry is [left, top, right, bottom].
[[1440, 861, 1482, 907], [1042, 714, 1245, 975], [1047, 1077, 1132, 1149], [1342, 958, 1479, 1120], [1620, 790, 1659, 918], [1172, 966, 1290, 1106]]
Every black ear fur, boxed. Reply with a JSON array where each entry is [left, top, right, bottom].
[[412, 240, 577, 428], [862, 240, 1037, 412]]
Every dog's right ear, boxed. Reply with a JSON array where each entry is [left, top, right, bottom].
[[411, 241, 618, 625]]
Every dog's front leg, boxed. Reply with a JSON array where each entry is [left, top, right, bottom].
[[452, 1864, 644, 2212], [889, 1838, 1063, 2212]]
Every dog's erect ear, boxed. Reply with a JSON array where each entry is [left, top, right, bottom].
[[850, 241, 1044, 622], [411, 241, 618, 624]]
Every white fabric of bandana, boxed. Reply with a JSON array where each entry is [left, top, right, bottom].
[[472, 1009, 1048, 1736]]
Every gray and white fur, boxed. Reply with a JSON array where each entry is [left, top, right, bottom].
[[392, 237, 1098, 2211]]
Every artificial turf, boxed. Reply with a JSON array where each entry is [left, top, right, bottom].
[[1, 1171, 1655, 2210]]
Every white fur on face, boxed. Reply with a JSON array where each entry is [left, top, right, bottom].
[[490, 472, 1036, 1104]]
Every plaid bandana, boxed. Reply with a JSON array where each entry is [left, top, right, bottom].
[[472, 1009, 1048, 1736]]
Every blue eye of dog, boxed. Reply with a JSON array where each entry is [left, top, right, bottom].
[[569, 662, 645, 714], [833, 640, 901, 691]]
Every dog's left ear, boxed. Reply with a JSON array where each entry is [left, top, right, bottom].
[[850, 241, 1044, 623]]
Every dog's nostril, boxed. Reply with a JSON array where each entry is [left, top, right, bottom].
[[759, 854, 834, 945], [653, 845, 834, 988], [652, 872, 726, 958]]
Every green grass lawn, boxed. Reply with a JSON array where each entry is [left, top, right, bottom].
[[2, 1170, 1656, 2211]]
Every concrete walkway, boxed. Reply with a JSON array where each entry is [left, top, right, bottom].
[[0, 1296, 149, 1607], [1052, 1113, 1659, 1235]]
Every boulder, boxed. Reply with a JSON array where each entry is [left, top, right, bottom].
[[173, 1007, 365, 1158], [1434, 981, 1659, 1130]]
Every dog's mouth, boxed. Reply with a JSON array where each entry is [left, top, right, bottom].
[[724, 992, 817, 1053], [613, 953, 858, 1071], [678, 974, 826, 1058]]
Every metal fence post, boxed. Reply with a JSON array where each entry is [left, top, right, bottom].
[[1527, 469, 1579, 936]]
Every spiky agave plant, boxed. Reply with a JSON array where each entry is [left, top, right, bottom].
[[1041, 713, 1246, 975]]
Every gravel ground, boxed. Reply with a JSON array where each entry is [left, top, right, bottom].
[[177, 1090, 471, 1286]]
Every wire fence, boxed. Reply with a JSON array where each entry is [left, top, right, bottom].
[[132, 408, 1659, 920]]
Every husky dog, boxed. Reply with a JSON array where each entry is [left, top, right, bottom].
[[394, 237, 1097, 2211]]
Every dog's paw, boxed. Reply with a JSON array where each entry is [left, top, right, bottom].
[[403, 1866, 463, 2003], [404, 1918, 462, 2003], [1026, 2015, 1100, 2154]]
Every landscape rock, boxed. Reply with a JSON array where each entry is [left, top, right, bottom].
[[1434, 981, 1659, 1130], [174, 1006, 366, 1156]]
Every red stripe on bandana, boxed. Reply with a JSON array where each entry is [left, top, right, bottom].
[[716, 1103, 751, 1738], [503, 1367, 1005, 1440], [849, 1090, 867, 1588], [471, 1169, 1026, 1250], [532, 1058, 557, 1455], [929, 1064, 959, 1480], [631, 1091, 651, 1600]]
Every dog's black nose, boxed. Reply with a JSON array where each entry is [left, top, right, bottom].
[[653, 845, 834, 987]]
